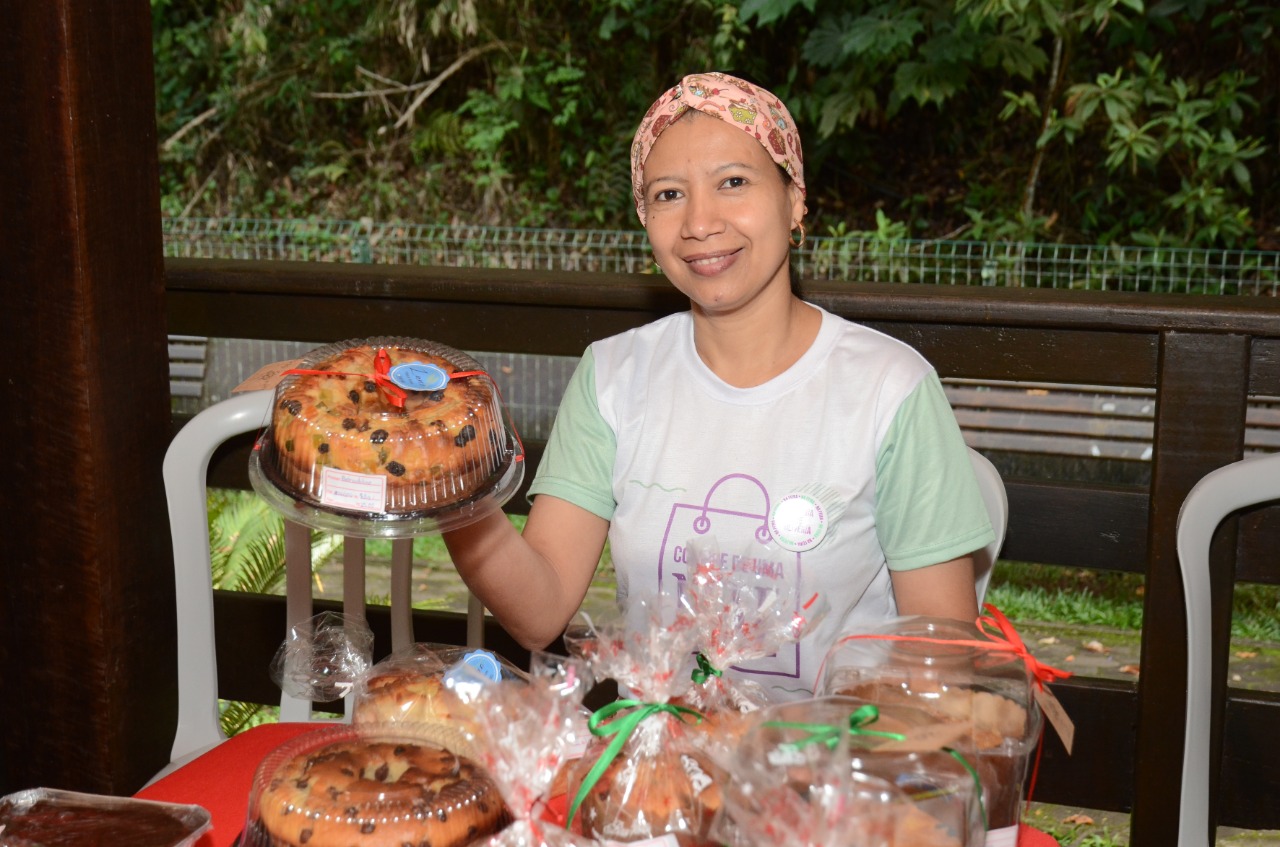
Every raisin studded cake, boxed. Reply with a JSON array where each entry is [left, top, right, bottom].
[[260, 337, 508, 516]]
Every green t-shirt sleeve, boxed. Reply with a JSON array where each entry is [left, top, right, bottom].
[[875, 373, 996, 570], [526, 348, 618, 520]]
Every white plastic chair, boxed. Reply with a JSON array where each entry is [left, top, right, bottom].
[[158, 390, 486, 777], [969, 446, 1010, 606], [1175, 451, 1280, 847]]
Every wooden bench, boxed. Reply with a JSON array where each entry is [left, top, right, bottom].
[[167, 336, 207, 400], [944, 379, 1280, 460]]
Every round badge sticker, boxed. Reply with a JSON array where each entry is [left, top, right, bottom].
[[388, 362, 449, 392], [769, 493, 828, 553], [460, 649, 503, 682], [442, 649, 503, 700]]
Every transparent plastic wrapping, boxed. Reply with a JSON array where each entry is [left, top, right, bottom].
[[0, 788, 210, 847], [719, 696, 984, 847], [468, 653, 596, 847], [249, 336, 524, 537], [350, 642, 529, 743], [717, 763, 914, 847], [239, 723, 508, 847], [817, 614, 1044, 832], [676, 537, 829, 717], [561, 599, 723, 845], [269, 611, 374, 702]]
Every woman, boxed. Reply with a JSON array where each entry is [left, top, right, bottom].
[[445, 72, 993, 699]]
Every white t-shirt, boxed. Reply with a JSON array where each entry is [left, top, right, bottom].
[[529, 306, 993, 699]]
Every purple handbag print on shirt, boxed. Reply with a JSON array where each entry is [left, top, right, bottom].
[[655, 473, 803, 679]]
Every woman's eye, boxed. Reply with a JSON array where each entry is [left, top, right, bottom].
[[722, 176, 748, 189], [652, 188, 681, 203]]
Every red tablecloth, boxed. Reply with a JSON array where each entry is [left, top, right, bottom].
[[138, 725, 1059, 847], [541, 795, 1057, 845], [1017, 824, 1059, 846], [135, 723, 319, 847]]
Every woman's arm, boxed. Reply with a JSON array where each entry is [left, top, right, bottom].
[[442, 493, 609, 650], [890, 555, 979, 621]]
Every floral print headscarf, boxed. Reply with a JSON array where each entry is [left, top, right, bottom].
[[630, 72, 805, 225]]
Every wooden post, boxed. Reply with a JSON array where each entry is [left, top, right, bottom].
[[0, 0, 175, 793], [1131, 331, 1249, 845]]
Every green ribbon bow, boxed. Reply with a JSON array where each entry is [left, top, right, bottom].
[[764, 703, 987, 829], [691, 652, 723, 685], [763, 703, 904, 748], [566, 698, 705, 827]]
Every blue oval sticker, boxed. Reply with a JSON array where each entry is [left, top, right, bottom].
[[388, 362, 449, 391]]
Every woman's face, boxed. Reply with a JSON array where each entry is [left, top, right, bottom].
[[640, 112, 805, 318]]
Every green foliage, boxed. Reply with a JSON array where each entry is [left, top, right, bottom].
[[206, 488, 341, 593], [738, 0, 1275, 247], [988, 561, 1280, 642], [1021, 53, 1265, 246], [151, 0, 1278, 247], [987, 563, 1146, 630], [205, 487, 341, 736]]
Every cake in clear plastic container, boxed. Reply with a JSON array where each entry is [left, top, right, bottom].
[[239, 723, 509, 847], [720, 698, 979, 847], [816, 615, 1043, 837], [249, 336, 524, 536]]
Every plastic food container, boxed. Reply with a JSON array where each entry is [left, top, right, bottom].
[[727, 696, 984, 847], [239, 723, 508, 847], [0, 788, 210, 847], [722, 698, 979, 847], [249, 336, 524, 537], [817, 616, 1042, 837]]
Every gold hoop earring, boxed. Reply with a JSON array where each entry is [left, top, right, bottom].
[[789, 221, 806, 248]]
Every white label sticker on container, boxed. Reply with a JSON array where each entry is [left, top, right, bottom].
[[389, 362, 449, 391], [985, 824, 1020, 847], [769, 492, 828, 552], [320, 466, 387, 512]]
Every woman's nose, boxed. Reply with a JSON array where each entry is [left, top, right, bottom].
[[680, 189, 724, 240]]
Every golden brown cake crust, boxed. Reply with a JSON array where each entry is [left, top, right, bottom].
[[266, 340, 505, 514], [572, 722, 723, 842], [353, 670, 472, 729], [255, 739, 505, 847]]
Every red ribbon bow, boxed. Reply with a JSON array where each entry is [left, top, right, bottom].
[[284, 347, 408, 409], [815, 602, 1072, 691], [976, 603, 1073, 690]]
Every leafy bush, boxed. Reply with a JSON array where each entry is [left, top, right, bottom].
[[151, 0, 1278, 247]]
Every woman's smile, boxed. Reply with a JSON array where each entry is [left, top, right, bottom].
[[684, 248, 742, 275]]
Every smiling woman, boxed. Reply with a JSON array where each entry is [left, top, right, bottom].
[[639, 110, 805, 359], [441, 71, 994, 702]]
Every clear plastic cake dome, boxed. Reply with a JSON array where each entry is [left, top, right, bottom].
[[239, 723, 507, 847], [249, 336, 524, 537]]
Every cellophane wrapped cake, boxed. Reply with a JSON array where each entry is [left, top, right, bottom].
[[561, 600, 723, 845], [467, 653, 597, 847], [675, 537, 827, 718], [349, 641, 529, 748]]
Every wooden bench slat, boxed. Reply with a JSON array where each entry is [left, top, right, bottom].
[[168, 362, 205, 379], [945, 385, 1156, 419], [953, 408, 1155, 440]]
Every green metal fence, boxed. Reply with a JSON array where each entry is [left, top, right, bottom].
[[162, 217, 1280, 295]]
